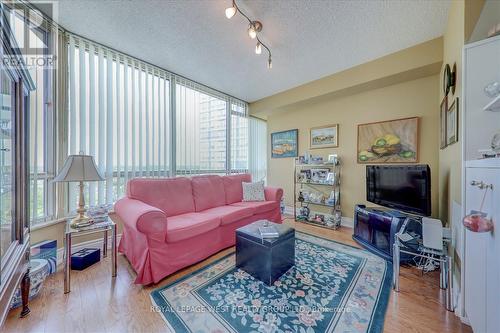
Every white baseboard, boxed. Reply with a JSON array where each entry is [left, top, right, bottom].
[[284, 206, 353, 229], [341, 216, 354, 228], [56, 233, 122, 269], [283, 205, 295, 216]]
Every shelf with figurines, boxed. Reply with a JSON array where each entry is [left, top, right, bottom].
[[294, 153, 341, 230]]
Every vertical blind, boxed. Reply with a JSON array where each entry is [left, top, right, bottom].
[[68, 35, 171, 209], [249, 117, 267, 183], [231, 99, 249, 173], [175, 78, 227, 174], [67, 33, 258, 212]]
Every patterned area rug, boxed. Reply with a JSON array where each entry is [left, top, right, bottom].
[[151, 232, 391, 333]]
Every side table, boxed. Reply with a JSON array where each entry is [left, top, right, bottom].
[[392, 233, 453, 311], [64, 218, 117, 293]]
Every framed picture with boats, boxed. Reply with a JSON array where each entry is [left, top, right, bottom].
[[271, 129, 298, 158], [310, 124, 339, 149]]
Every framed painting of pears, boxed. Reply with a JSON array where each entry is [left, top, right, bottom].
[[357, 117, 419, 163]]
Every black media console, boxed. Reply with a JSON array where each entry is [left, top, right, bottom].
[[352, 205, 422, 262]]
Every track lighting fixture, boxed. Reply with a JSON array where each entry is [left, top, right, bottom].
[[224, 0, 272, 69]]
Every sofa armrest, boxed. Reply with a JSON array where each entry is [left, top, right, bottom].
[[114, 198, 168, 243], [264, 186, 283, 202]]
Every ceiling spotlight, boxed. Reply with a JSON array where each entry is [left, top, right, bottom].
[[225, 1, 237, 19], [248, 24, 257, 39], [248, 21, 262, 39], [268, 56, 272, 69], [255, 42, 262, 55]]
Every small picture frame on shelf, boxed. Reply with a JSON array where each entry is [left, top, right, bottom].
[[299, 169, 311, 181], [327, 154, 338, 165], [298, 156, 306, 164], [310, 156, 324, 164], [311, 169, 329, 183], [326, 172, 335, 184]]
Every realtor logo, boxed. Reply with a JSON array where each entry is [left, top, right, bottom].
[[2, 0, 58, 69]]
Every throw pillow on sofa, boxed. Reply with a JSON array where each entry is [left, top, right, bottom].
[[242, 181, 265, 201]]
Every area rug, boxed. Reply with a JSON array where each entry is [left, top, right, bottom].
[[150, 232, 392, 333]]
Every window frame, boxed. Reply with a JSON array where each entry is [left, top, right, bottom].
[[7, 7, 56, 225]]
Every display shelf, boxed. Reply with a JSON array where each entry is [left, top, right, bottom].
[[297, 218, 340, 230], [296, 181, 333, 187], [294, 157, 341, 230], [297, 200, 335, 208], [295, 163, 335, 167]]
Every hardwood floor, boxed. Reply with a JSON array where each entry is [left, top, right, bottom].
[[2, 219, 472, 333]]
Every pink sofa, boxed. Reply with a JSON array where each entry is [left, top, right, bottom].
[[114, 174, 283, 285]]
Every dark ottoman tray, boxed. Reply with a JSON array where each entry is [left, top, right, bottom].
[[236, 220, 295, 285]]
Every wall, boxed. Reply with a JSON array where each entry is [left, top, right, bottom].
[[266, 75, 440, 219], [469, 0, 500, 43], [438, 0, 465, 230]]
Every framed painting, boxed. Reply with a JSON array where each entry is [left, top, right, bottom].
[[310, 124, 339, 149], [440, 96, 448, 149], [446, 98, 458, 146], [271, 129, 298, 158], [357, 117, 419, 163]]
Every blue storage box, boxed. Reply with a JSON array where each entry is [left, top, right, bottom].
[[71, 248, 100, 270]]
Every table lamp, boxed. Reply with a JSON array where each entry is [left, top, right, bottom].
[[53, 154, 104, 228]]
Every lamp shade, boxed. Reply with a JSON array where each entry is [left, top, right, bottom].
[[53, 154, 104, 182]]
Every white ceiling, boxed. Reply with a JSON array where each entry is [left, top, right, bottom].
[[44, 0, 450, 102]]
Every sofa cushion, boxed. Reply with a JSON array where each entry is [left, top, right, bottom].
[[127, 177, 195, 217], [242, 181, 265, 201], [222, 174, 252, 204], [191, 175, 227, 211], [201, 205, 254, 225], [230, 201, 279, 215], [166, 213, 221, 243]]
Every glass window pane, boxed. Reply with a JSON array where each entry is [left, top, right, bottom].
[[0, 69, 14, 261], [176, 84, 227, 173]]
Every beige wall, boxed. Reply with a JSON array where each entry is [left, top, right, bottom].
[[438, 0, 465, 226], [266, 75, 440, 219]]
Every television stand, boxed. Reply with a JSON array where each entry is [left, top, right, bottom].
[[352, 205, 422, 262]]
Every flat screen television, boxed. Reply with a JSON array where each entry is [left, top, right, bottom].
[[366, 164, 431, 216]]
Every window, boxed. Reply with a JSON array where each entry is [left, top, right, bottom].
[[67, 33, 261, 213], [230, 100, 249, 173], [175, 80, 227, 174], [248, 117, 267, 183], [68, 36, 171, 210], [9, 8, 55, 224]]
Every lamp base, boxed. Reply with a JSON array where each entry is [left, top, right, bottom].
[[70, 215, 94, 229]]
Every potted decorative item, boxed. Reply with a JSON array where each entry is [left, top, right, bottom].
[[333, 209, 342, 229], [11, 259, 50, 309]]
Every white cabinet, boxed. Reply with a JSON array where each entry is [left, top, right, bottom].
[[463, 35, 500, 161], [464, 159, 500, 333]]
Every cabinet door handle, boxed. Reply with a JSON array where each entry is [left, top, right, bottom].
[[470, 180, 493, 190]]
